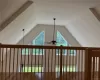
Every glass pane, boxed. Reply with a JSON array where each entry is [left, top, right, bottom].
[[32, 49, 44, 55], [70, 50, 76, 55], [32, 31, 44, 55], [56, 49, 66, 55], [56, 31, 68, 46], [22, 66, 43, 72], [22, 43, 31, 55], [56, 31, 76, 55], [32, 31, 44, 45], [56, 31, 67, 55], [22, 48, 30, 55], [55, 65, 77, 72]]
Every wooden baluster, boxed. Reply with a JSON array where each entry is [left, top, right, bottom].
[[1, 48, 4, 80], [24, 48, 26, 72], [20, 48, 22, 80], [27, 48, 29, 72], [0, 47, 2, 79], [88, 50, 92, 80], [23, 48, 26, 80], [62, 49, 64, 80], [60, 46, 63, 80], [38, 48, 40, 77], [99, 57, 100, 80], [51, 49, 53, 80], [57, 49, 60, 79], [71, 49, 73, 80], [55, 49, 56, 80], [4, 48, 7, 80], [66, 48, 68, 80], [81, 50, 84, 80], [34, 48, 36, 73], [75, 50, 78, 80], [93, 57, 95, 80], [13, 48, 15, 75], [72, 49, 75, 80], [84, 48, 89, 80], [0, 47, 2, 75], [95, 57, 97, 80], [8, 48, 11, 79], [48, 49, 50, 80], [16, 48, 19, 80], [31, 48, 34, 79], [41, 48, 43, 80]]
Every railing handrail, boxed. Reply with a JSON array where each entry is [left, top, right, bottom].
[[0, 44, 87, 50]]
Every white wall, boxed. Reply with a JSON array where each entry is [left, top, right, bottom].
[[0, 3, 36, 44], [18, 24, 80, 46], [66, 9, 100, 47]]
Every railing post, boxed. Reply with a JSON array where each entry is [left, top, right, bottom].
[[60, 45, 63, 80], [85, 48, 89, 80], [0, 43, 1, 71], [0, 43, 1, 62], [0, 43, 2, 72]]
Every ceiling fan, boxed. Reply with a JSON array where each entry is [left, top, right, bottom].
[[45, 18, 58, 45]]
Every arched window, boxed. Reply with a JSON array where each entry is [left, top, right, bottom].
[[56, 31, 76, 55], [22, 31, 45, 55], [56, 31, 68, 46], [22, 31, 75, 55], [32, 31, 45, 55], [32, 31, 45, 45]]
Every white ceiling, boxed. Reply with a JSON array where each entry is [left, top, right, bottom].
[[0, 0, 100, 25], [32, 0, 100, 4], [32, 0, 100, 2], [34, 1, 100, 25]]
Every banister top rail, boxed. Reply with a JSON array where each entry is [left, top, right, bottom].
[[1, 44, 100, 50], [0, 44, 87, 50]]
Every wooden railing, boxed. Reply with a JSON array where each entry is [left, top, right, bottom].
[[0, 44, 100, 80]]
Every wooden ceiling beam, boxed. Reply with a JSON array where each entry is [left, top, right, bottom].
[[0, 1, 33, 31], [90, 8, 100, 21]]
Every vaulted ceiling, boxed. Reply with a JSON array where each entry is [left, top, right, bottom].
[[0, 0, 100, 47], [32, 0, 100, 2]]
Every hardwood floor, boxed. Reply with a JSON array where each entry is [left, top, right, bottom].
[[0, 72, 89, 80]]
